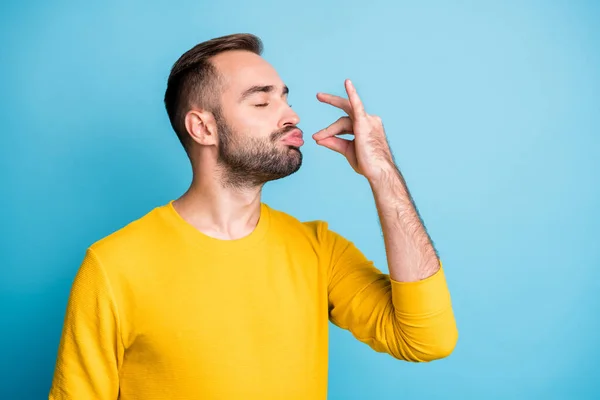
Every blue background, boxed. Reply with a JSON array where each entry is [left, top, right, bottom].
[[2, 0, 599, 399]]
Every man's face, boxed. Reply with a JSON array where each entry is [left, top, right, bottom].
[[210, 50, 303, 187]]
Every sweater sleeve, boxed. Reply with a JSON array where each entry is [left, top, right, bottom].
[[49, 249, 123, 399], [320, 222, 458, 362]]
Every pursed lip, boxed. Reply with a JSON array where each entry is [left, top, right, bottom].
[[280, 129, 304, 147]]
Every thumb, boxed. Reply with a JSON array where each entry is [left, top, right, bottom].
[[316, 137, 352, 156]]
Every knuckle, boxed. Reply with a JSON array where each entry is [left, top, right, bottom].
[[370, 115, 382, 124]]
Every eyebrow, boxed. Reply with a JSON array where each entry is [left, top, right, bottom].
[[239, 85, 289, 102]]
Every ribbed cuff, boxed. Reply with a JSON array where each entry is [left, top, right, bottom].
[[390, 262, 452, 316]]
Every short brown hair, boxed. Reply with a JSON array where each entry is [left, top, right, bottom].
[[164, 33, 263, 151]]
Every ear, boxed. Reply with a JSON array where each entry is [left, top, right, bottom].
[[184, 109, 218, 146]]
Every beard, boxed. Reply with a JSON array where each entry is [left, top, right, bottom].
[[214, 111, 303, 188]]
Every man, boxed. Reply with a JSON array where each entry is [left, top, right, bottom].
[[49, 33, 458, 399]]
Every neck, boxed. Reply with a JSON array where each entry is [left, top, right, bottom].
[[172, 163, 264, 241]]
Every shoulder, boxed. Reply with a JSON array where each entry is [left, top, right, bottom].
[[264, 204, 367, 270], [263, 203, 343, 244], [88, 203, 170, 260]]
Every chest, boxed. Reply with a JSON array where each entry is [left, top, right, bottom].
[[122, 239, 330, 367]]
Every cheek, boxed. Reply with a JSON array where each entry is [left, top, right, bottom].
[[230, 109, 276, 139]]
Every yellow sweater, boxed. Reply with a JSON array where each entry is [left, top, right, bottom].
[[49, 201, 457, 399]]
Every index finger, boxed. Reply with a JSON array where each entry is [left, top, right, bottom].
[[345, 79, 366, 117], [316, 92, 352, 115]]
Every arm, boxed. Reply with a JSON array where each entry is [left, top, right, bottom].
[[370, 164, 458, 359], [49, 249, 122, 399], [369, 164, 440, 283], [323, 220, 456, 362], [314, 79, 458, 361]]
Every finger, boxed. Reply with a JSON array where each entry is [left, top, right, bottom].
[[312, 116, 353, 141], [345, 79, 366, 118], [316, 136, 352, 156], [316, 92, 352, 115]]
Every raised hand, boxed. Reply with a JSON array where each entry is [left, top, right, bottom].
[[312, 79, 395, 183]]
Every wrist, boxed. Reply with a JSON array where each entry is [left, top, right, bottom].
[[368, 162, 414, 210], [367, 161, 401, 189]]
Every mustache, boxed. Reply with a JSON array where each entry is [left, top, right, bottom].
[[271, 125, 302, 141]]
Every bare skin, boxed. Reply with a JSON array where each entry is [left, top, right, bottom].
[[173, 50, 439, 282], [314, 80, 440, 282], [172, 50, 300, 240]]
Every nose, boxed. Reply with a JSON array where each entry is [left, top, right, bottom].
[[280, 103, 300, 128]]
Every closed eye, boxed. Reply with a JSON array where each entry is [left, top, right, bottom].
[[253, 102, 292, 108]]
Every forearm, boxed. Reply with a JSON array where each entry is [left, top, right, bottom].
[[369, 162, 440, 282]]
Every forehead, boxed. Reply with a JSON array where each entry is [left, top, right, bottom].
[[211, 50, 283, 98]]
